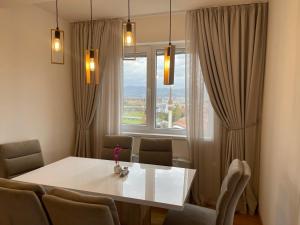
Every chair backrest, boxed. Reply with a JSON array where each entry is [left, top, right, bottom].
[[215, 159, 251, 225], [101, 135, 133, 162], [139, 138, 173, 166], [43, 188, 121, 225], [0, 140, 44, 178], [0, 178, 50, 225]]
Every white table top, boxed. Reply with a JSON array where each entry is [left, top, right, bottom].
[[14, 157, 196, 210]]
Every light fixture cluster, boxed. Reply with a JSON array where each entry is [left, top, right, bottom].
[[51, 0, 176, 85]]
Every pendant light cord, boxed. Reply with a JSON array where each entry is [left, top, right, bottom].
[[90, 0, 94, 48], [128, 0, 131, 22], [169, 0, 172, 45], [56, 0, 59, 29]]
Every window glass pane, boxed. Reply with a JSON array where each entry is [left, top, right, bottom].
[[155, 50, 186, 130], [122, 55, 147, 125]]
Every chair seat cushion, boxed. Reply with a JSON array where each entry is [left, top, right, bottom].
[[163, 204, 217, 225]]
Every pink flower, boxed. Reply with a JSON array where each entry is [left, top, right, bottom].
[[113, 145, 122, 164]]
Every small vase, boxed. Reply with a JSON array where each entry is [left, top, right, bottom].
[[114, 164, 122, 174]]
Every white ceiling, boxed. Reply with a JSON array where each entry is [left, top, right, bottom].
[[2, 0, 265, 22]]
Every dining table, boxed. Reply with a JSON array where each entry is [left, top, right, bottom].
[[13, 156, 196, 225]]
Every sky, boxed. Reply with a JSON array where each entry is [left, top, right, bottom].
[[123, 52, 186, 92]]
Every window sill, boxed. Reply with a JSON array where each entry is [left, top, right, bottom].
[[121, 131, 187, 140]]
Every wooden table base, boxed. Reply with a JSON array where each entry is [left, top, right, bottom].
[[116, 202, 151, 225]]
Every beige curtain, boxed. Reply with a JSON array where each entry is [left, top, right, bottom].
[[71, 19, 122, 158], [186, 3, 268, 214]]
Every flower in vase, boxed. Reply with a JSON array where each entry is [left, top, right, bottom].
[[113, 145, 122, 164]]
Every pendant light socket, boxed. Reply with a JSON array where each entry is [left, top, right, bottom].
[[54, 29, 60, 39]]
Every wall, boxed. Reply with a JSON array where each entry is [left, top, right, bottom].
[[0, 5, 74, 164], [259, 0, 300, 225], [134, 12, 186, 44]]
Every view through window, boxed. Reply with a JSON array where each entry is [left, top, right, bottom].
[[155, 50, 186, 130], [121, 45, 213, 138], [122, 54, 147, 126]]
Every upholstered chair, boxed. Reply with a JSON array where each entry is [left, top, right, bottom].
[[139, 138, 173, 166], [163, 159, 251, 225], [0, 140, 44, 179], [101, 135, 133, 162], [43, 188, 121, 225], [0, 178, 50, 225]]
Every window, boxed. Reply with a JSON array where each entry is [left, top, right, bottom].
[[121, 44, 213, 138]]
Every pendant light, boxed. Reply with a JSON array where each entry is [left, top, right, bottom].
[[85, 0, 99, 84], [122, 0, 136, 60], [164, 0, 175, 85], [51, 0, 64, 64]]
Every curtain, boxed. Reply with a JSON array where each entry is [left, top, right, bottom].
[[71, 19, 122, 158], [186, 3, 268, 214], [186, 17, 222, 207]]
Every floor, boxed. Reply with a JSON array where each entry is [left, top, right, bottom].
[[151, 208, 263, 225]]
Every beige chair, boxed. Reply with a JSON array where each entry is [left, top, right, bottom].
[[101, 135, 133, 162], [0, 140, 44, 178], [43, 188, 121, 225], [0, 178, 50, 225], [163, 159, 251, 225], [139, 138, 173, 166]]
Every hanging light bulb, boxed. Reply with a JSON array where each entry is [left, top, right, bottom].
[[125, 22, 133, 45], [85, 0, 100, 84], [164, 44, 175, 85], [53, 30, 61, 51], [164, 0, 175, 85], [51, 0, 64, 64], [122, 0, 136, 60], [89, 55, 95, 72]]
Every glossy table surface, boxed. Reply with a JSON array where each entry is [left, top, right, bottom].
[[14, 157, 196, 210]]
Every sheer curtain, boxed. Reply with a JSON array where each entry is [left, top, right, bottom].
[[186, 15, 222, 206], [71, 19, 122, 158], [91, 21, 123, 158]]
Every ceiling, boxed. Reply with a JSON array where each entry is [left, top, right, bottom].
[[1, 0, 264, 22]]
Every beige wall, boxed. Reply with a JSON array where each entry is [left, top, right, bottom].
[[0, 5, 74, 164], [133, 12, 186, 44], [259, 0, 300, 225]]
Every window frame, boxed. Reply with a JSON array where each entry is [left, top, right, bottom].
[[121, 43, 187, 137]]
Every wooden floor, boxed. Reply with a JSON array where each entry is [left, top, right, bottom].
[[151, 208, 262, 225]]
